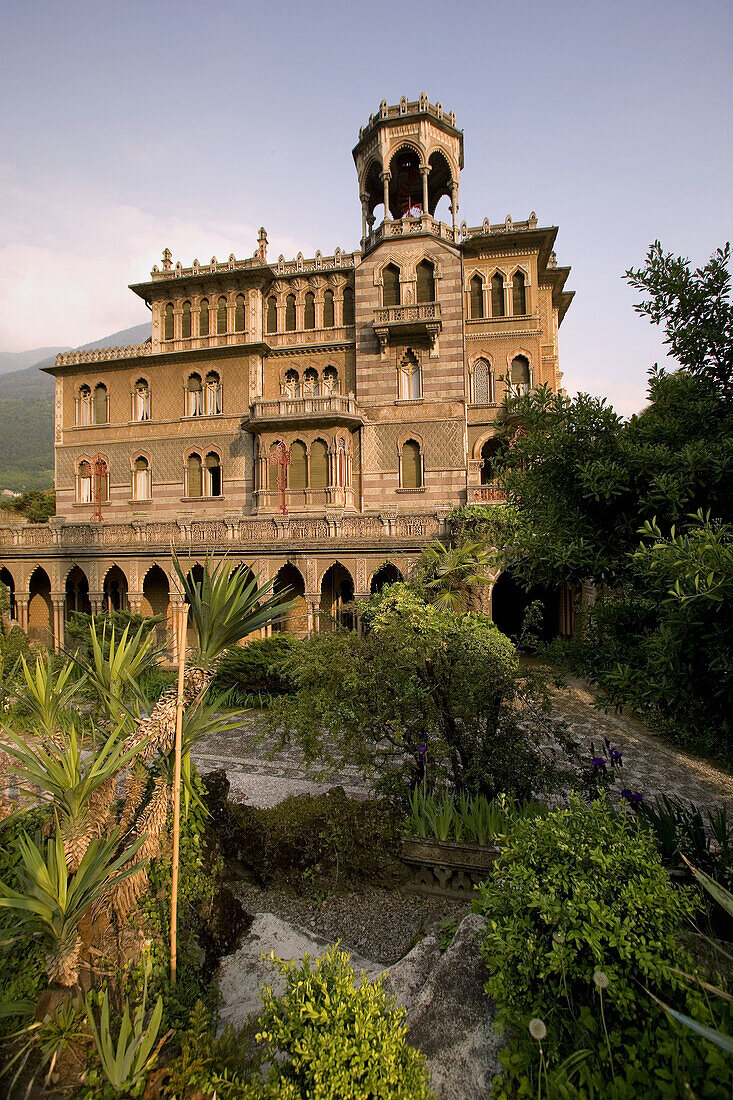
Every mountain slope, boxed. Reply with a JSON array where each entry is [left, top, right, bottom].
[[0, 322, 151, 491], [0, 347, 69, 376]]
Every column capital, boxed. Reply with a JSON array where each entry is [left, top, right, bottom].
[[379, 170, 391, 182]]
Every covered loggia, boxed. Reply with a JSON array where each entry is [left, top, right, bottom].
[[0, 566, 16, 619], [272, 563, 307, 635], [27, 566, 53, 645], [370, 562, 404, 595], [103, 566, 128, 612], [142, 564, 171, 650], [319, 563, 355, 631], [491, 570, 560, 644], [65, 566, 92, 618]]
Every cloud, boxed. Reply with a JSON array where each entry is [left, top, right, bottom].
[[0, 167, 309, 351]]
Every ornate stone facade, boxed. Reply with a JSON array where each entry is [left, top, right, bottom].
[[0, 97, 573, 650]]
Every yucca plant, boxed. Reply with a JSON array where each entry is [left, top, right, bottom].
[[3, 722, 150, 870], [81, 620, 161, 732], [85, 963, 165, 1093], [125, 552, 295, 762], [0, 822, 145, 986], [11, 655, 82, 741]]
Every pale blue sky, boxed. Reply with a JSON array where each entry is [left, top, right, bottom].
[[1, 0, 731, 414]]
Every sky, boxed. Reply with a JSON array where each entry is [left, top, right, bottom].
[[1, 0, 731, 416]]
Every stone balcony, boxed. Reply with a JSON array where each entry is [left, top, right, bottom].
[[470, 485, 508, 504], [373, 302, 442, 356], [247, 392, 363, 430]]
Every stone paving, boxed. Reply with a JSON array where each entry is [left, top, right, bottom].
[[192, 673, 732, 811]]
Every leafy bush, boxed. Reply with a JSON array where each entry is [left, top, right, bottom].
[[213, 636, 295, 702], [474, 796, 732, 1096], [65, 610, 164, 655], [255, 945, 433, 1099], [403, 787, 547, 846], [0, 809, 49, 1035]]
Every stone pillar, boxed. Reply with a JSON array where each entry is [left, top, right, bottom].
[[305, 596, 320, 635], [128, 594, 144, 615], [420, 166, 430, 215], [360, 192, 369, 241], [380, 171, 391, 220], [89, 593, 104, 616], [16, 595, 28, 633], [51, 595, 65, 653]]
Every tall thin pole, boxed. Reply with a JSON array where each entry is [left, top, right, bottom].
[[170, 603, 186, 984]]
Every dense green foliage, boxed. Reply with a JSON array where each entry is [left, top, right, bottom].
[[0, 363, 55, 491], [213, 636, 295, 701], [474, 797, 732, 1096], [269, 585, 568, 802], [0, 488, 55, 523], [255, 946, 433, 1099], [403, 787, 547, 845]]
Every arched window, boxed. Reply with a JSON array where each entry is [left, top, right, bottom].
[[164, 302, 174, 341], [511, 355, 531, 394], [186, 373, 203, 416], [416, 259, 435, 303], [94, 383, 108, 424], [77, 385, 92, 426], [204, 452, 221, 496], [199, 299, 210, 337], [134, 378, 150, 421], [491, 273, 505, 317], [283, 369, 300, 398], [323, 289, 335, 327], [473, 359, 491, 404], [303, 367, 319, 397], [304, 291, 315, 330], [285, 294, 296, 331], [310, 439, 328, 489], [289, 441, 307, 490], [382, 264, 400, 307], [204, 371, 222, 414], [401, 440, 423, 488], [512, 271, 527, 316], [398, 350, 421, 400], [481, 438, 501, 485], [470, 274, 484, 319], [343, 286, 355, 325], [187, 452, 202, 497], [268, 441, 284, 491], [322, 366, 338, 394], [266, 296, 277, 333], [77, 460, 92, 503], [235, 294, 245, 332], [133, 456, 151, 500], [182, 300, 192, 339], [217, 296, 228, 334]]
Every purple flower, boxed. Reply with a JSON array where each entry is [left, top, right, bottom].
[[418, 742, 427, 762], [621, 789, 643, 804], [609, 748, 623, 766], [591, 757, 607, 771]]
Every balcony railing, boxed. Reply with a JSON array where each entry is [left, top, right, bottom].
[[373, 302, 441, 326], [248, 392, 362, 424], [471, 485, 508, 503]]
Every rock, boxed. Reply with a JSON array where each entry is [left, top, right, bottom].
[[202, 884, 253, 967], [382, 914, 503, 1100], [216, 912, 380, 1031]]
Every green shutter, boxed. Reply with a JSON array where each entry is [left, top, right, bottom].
[[310, 440, 328, 489]]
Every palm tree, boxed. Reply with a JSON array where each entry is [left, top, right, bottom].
[[418, 539, 493, 613]]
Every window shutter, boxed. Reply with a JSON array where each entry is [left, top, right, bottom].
[[323, 290, 334, 327], [383, 266, 400, 307], [235, 295, 245, 332], [470, 275, 484, 319], [199, 300, 209, 336], [94, 386, 107, 424], [182, 301, 191, 338], [304, 292, 315, 329], [285, 295, 296, 331], [491, 274, 505, 317], [267, 297, 277, 333], [187, 454, 202, 497], [416, 261, 435, 303], [513, 272, 527, 315], [289, 442, 307, 490], [401, 441, 422, 488], [343, 287, 355, 325], [309, 440, 328, 489], [474, 360, 490, 403], [217, 297, 227, 334]]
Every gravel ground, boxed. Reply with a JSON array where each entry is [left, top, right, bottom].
[[232, 881, 471, 966]]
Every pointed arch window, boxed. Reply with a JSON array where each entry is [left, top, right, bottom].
[[266, 296, 277, 333], [217, 296, 228, 334], [182, 300, 192, 339], [416, 259, 435, 303], [164, 302, 174, 341], [187, 452, 202, 497], [134, 378, 150, 421], [491, 273, 505, 317], [512, 271, 527, 316], [186, 373, 203, 416], [473, 359, 491, 404], [400, 440, 423, 488], [94, 383, 108, 424], [235, 294, 246, 332], [77, 460, 92, 503], [323, 366, 339, 394], [304, 291, 315, 329], [470, 274, 484, 319], [77, 385, 92, 426], [204, 370, 222, 414], [382, 264, 401, 307], [199, 299, 210, 337], [288, 441, 307, 490], [510, 355, 531, 395], [398, 350, 422, 400], [204, 452, 221, 497], [133, 456, 151, 500], [343, 286, 355, 326], [303, 368, 319, 397], [283, 368, 300, 398], [310, 439, 328, 489], [323, 289, 335, 327], [285, 294, 296, 331]]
